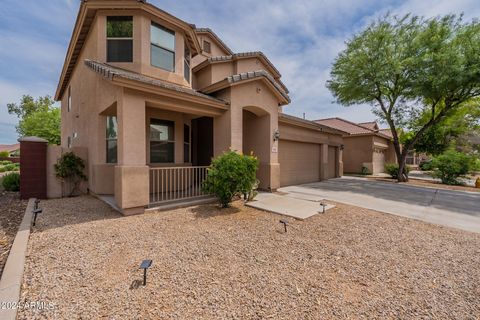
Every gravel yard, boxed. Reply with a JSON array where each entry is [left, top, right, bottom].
[[0, 191, 27, 277], [19, 195, 480, 319]]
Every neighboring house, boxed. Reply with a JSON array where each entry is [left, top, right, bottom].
[[0, 143, 20, 157], [315, 118, 396, 174], [55, 0, 344, 215]]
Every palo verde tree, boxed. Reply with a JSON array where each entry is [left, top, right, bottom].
[[7, 95, 60, 145], [327, 15, 480, 181]]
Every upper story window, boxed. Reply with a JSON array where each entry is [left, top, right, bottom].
[[203, 40, 211, 54], [184, 44, 190, 83], [106, 16, 133, 62], [151, 23, 175, 72]]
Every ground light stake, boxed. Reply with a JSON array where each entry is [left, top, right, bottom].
[[320, 202, 327, 213], [140, 260, 152, 286], [279, 219, 288, 233], [33, 208, 42, 226]]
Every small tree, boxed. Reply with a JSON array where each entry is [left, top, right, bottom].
[[54, 152, 87, 196], [202, 151, 259, 208], [327, 15, 480, 182], [7, 95, 60, 145]]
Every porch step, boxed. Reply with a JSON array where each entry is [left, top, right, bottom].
[[146, 196, 217, 212]]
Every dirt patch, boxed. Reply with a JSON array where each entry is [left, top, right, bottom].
[[19, 195, 480, 319], [0, 192, 27, 277]]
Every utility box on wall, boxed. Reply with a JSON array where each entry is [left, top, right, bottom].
[[19, 136, 48, 200]]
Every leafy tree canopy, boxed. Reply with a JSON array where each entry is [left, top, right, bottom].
[[402, 99, 480, 155], [327, 14, 480, 181], [7, 95, 60, 145]]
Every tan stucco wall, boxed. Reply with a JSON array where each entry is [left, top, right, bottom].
[[342, 135, 373, 173], [342, 134, 396, 174]]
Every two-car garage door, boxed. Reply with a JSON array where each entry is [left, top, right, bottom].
[[279, 140, 338, 186]]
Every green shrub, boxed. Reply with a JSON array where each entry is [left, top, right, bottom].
[[202, 151, 259, 208], [0, 151, 9, 158], [2, 172, 20, 191], [431, 151, 472, 185], [1, 160, 12, 165], [361, 166, 370, 175], [4, 164, 16, 171], [0, 167, 5, 173], [54, 152, 87, 196], [419, 160, 434, 171], [12, 166, 19, 172], [385, 163, 410, 179]]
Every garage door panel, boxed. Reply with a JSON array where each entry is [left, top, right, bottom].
[[279, 140, 320, 186], [372, 148, 386, 174]]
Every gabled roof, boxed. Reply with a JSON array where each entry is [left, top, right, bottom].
[[195, 27, 234, 55], [358, 121, 379, 131], [193, 51, 282, 79], [200, 70, 290, 105], [55, 0, 201, 101], [84, 60, 228, 106], [379, 128, 394, 138], [315, 117, 392, 139]]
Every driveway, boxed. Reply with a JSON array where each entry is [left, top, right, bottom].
[[279, 177, 480, 233]]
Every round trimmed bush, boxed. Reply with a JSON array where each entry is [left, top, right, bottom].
[[202, 151, 259, 207], [4, 164, 16, 171], [385, 163, 410, 179], [2, 172, 20, 191]]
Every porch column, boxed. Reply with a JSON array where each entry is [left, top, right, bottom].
[[337, 147, 343, 177], [213, 105, 242, 155], [320, 144, 329, 180], [115, 91, 149, 215]]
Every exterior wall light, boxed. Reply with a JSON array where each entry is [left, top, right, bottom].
[[273, 130, 280, 141], [340, 144, 345, 151]]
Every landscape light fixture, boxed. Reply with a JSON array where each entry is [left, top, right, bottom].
[[140, 260, 152, 286], [279, 219, 288, 233], [273, 129, 280, 141], [34, 199, 40, 210], [320, 202, 327, 214], [33, 208, 42, 226]]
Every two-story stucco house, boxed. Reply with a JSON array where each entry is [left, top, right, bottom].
[[56, 0, 344, 215]]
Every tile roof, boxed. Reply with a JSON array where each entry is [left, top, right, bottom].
[[315, 118, 394, 139], [358, 121, 378, 130], [195, 27, 234, 55], [378, 128, 394, 138], [225, 70, 290, 103], [84, 60, 228, 105], [314, 118, 374, 135]]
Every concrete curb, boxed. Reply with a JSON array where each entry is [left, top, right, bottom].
[[0, 198, 35, 320]]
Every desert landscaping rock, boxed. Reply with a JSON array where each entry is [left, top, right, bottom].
[[0, 192, 27, 277], [18, 195, 480, 319]]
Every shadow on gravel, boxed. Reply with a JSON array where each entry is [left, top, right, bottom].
[[32, 195, 123, 232], [191, 203, 240, 219]]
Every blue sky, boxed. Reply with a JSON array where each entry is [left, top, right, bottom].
[[1, 0, 479, 144]]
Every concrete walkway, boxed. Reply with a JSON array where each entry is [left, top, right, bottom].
[[279, 177, 480, 233], [247, 192, 335, 219]]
